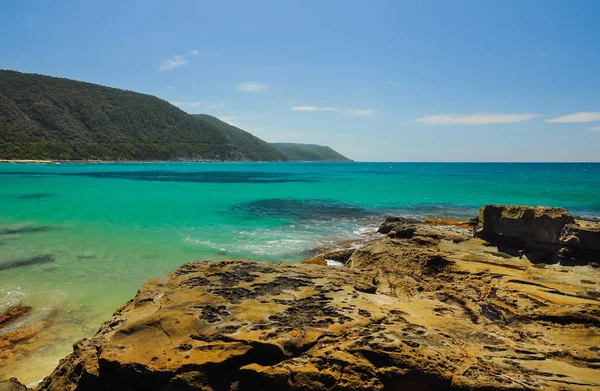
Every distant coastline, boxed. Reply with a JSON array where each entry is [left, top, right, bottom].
[[0, 159, 356, 164], [0, 71, 352, 163]]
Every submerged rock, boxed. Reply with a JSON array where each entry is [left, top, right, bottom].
[[0, 306, 31, 329], [0, 226, 52, 235], [0, 255, 55, 271], [17, 193, 53, 200]]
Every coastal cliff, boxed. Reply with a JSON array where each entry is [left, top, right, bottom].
[[3, 205, 599, 390]]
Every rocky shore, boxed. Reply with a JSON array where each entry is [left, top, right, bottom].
[[2, 205, 599, 390]]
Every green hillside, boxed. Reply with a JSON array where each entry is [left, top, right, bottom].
[[270, 143, 352, 162], [0, 70, 287, 161], [191, 114, 286, 162]]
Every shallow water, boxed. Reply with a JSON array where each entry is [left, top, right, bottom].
[[0, 162, 599, 384]]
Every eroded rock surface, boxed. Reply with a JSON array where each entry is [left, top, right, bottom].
[[0, 378, 27, 391], [37, 218, 600, 390]]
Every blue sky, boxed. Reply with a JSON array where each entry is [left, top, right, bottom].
[[2, 0, 599, 161]]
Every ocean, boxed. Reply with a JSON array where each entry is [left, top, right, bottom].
[[1, 162, 599, 384]]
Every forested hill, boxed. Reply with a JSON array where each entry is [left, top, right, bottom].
[[270, 143, 352, 162], [0, 70, 288, 161]]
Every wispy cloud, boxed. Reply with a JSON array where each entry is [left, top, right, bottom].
[[546, 112, 600, 123], [292, 106, 339, 112], [170, 101, 203, 108], [291, 106, 375, 117], [170, 101, 224, 111], [237, 82, 268, 92], [160, 56, 188, 72], [347, 109, 375, 117], [218, 116, 239, 126], [589, 126, 600, 132], [159, 50, 200, 72], [413, 113, 537, 125]]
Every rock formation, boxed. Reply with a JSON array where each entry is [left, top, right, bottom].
[[476, 204, 600, 265], [0, 378, 27, 391], [33, 205, 600, 390]]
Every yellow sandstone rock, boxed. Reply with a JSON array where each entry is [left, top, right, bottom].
[[32, 206, 600, 390]]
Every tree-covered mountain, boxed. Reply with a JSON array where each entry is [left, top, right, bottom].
[[270, 143, 352, 162], [0, 70, 288, 161]]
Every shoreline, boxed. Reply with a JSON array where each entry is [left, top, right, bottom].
[[0, 160, 353, 164], [0, 159, 248, 164], [24, 205, 600, 390], [3, 205, 599, 390], [2, 160, 600, 164]]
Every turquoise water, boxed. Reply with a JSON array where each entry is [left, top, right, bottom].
[[1, 162, 599, 383]]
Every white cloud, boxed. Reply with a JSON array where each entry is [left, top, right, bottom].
[[546, 112, 600, 123], [413, 113, 537, 125], [218, 116, 238, 126], [292, 106, 375, 117], [347, 109, 375, 117], [589, 126, 600, 132], [170, 101, 203, 108], [170, 100, 223, 110], [160, 56, 188, 72], [159, 49, 201, 72], [237, 82, 268, 92], [292, 106, 339, 112], [167, 85, 175, 90]]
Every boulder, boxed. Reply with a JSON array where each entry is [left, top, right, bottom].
[[382, 222, 471, 243], [476, 204, 575, 244], [376, 216, 421, 234], [476, 205, 600, 265]]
